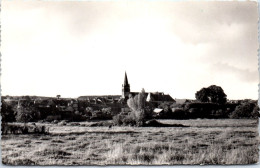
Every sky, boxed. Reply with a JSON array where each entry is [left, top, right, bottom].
[[1, 1, 259, 100]]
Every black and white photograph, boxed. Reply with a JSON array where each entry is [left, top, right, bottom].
[[1, 0, 259, 165]]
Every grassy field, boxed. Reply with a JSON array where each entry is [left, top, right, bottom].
[[1, 119, 259, 165]]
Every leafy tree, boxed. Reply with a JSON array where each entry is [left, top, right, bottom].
[[16, 99, 38, 123], [127, 88, 146, 126], [16, 107, 37, 123], [195, 85, 227, 104], [127, 95, 138, 112], [195, 88, 210, 102], [113, 88, 153, 126]]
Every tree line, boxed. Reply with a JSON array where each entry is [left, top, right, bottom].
[[1, 85, 259, 126]]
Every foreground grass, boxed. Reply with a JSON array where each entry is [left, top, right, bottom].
[[1, 119, 259, 165]]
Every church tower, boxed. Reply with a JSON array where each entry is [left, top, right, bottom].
[[122, 72, 130, 98]]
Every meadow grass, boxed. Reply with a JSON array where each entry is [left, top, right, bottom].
[[1, 119, 259, 165]]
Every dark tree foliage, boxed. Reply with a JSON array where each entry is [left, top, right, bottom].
[[195, 88, 210, 102], [158, 102, 171, 113], [171, 109, 190, 119], [1, 100, 16, 122], [229, 102, 259, 119], [16, 99, 39, 123], [195, 85, 227, 104], [16, 107, 38, 123]]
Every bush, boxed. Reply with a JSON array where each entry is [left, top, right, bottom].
[[2, 124, 48, 135], [171, 109, 190, 119], [85, 107, 94, 113], [113, 113, 137, 126], [184, 102, 228, 119], [185, 102, 219, 109], [229, 102, 259, 119], [113, 114, 124, 126], [45, 115, 62, 122], [71, 113, 88, 121], [122, 114, 137, 126], [90, 110, 112, 120]]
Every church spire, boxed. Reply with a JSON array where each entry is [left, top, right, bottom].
[[122, 71, 130, 98], [124, 71, 129, 86]]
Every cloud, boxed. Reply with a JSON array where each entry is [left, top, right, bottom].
[[1, 1, 258, 99], [211, 62, 259, 83]]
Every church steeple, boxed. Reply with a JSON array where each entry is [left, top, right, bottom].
[[124, 71, 129, 86], [122, 71, 130, 98]]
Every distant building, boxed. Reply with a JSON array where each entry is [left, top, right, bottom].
[[121, 72, 175, 105], [78, 95, 121, 103], [78, 72, 175, 106], [146, 92, 175, 104], [122, 72, 130, 99]]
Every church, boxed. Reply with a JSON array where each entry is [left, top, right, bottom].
[[121, 72, 175, 104], [78, 72, 175, 105]]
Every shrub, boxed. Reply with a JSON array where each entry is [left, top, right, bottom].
[[85, 107, 94, 113], [1, 124, 48, 135], [122, 114, 137, 126], [184, 102, 229, 119], [112, 113, 138, 126], [113, 114, 125, 126], [71, 113, 88, 121], [102, 107, 112, 114], [101, 107, 113, 119], [188, 108, 200, 118], [229, 102, 259, 119], [171, 109, 190, 119], [45, 115, 62, 122]]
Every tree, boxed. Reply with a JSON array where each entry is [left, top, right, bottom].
[[195, 88, 210, 102], [229, 102, 259, 119], [16, 99, 38, 123], [1, 100, 16, 122], [126, 88, 147, 126], [195, 85, 227, 104], [23, 96, 31, 101]]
